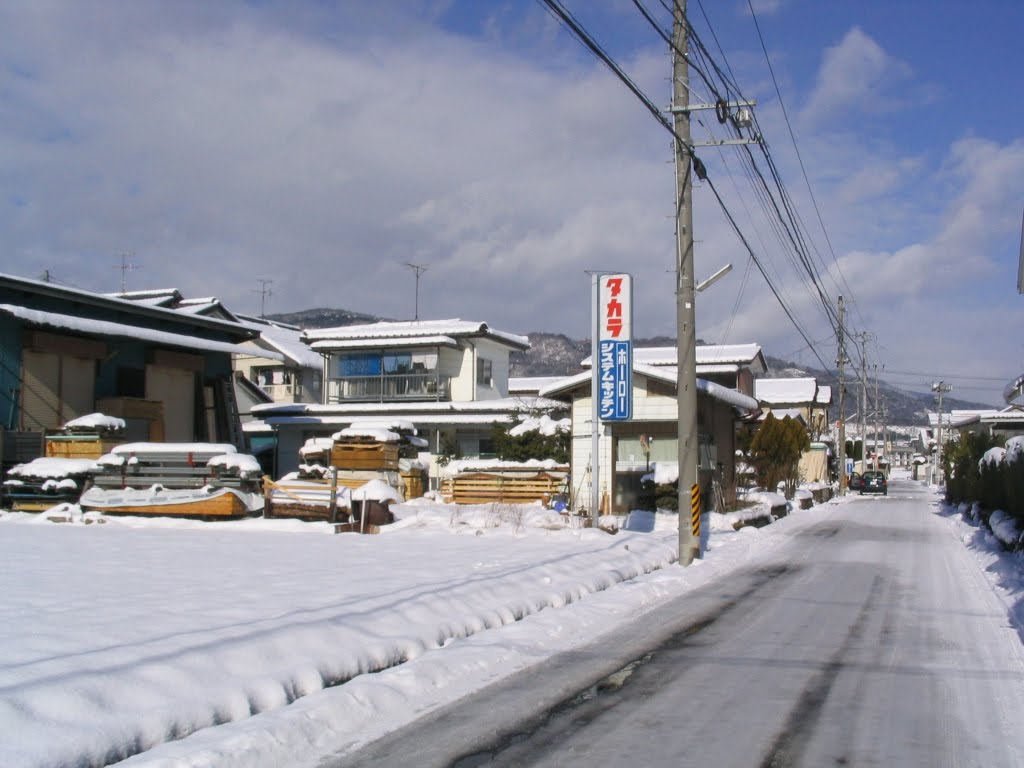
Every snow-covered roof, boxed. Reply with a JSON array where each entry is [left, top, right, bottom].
[[583, 344, 765, 373], [240, 320, 324, 370], [508, 376, 568, 395], [952, 407, 1024, 428], [264, 413, 516, 428], [108, 289, 242, 323], [815, 385, 833, 405], [251, 396, 563, 429], [0, 304, 283, 361], [754, 377, 819, 405], [107, 288, 181, 304], [0, 273, 255, 336], [307, 335, 460, 352], [538, 365, 758, 413], [302, 319, 530, 351]]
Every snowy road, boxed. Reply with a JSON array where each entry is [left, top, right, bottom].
[[334, 479, 1024, 767]]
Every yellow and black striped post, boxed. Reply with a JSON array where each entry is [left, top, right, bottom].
[[690, 483, 701, 539]]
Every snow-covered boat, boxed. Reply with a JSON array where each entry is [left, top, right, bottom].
[[79, 485, 262, 517]]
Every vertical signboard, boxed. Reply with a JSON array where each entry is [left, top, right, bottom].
[[598, 274, 633, 421]]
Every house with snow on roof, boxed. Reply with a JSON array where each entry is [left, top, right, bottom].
[[250, 319, 563, 481], [109, 288, 324, 424], [231, 315, 323, 406], [751, 377, 834, 483], [752, 377, 833, 439], [0, 275, 277, 465], [538, 343, 764, 514]]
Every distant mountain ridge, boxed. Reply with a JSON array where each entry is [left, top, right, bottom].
[[266, 309, 989, 425]]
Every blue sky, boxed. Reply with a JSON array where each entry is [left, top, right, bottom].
[[1, 1, 1022, 406]]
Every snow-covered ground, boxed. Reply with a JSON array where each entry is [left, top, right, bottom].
[[1, 480, 1020, 767]]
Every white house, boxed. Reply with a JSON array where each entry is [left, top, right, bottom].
[[251, 319, 562, 481], [540, 345, 763, 514]]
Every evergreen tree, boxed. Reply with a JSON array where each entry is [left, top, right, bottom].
[[749, 414, 810, 498]]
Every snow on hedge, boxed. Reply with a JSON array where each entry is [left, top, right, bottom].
[[509, 414, 570, 437], [987, 509, 1022, 549], [980, 447, 1007, 468]]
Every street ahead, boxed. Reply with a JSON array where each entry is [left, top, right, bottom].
[[331, 479, 1024, 767]]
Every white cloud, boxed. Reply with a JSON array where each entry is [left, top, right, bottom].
[[800, 27, 914, 124]]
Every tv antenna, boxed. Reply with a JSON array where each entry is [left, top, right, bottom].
[[114, 252, 138, 293], [252, 279, 273, 318], [405, 263, 428, 321]]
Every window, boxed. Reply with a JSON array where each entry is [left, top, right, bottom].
[[476, 358, 492, 387], [337, 353, 381, 377], [335, 350, 438, 377], [117, 366, 146, 398]]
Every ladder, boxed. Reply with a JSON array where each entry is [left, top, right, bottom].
[[216, 377, 245, 451], [712, 474, 727, 513]]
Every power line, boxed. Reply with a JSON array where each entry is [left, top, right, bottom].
[[542, 0, 836, 375], [879, 369, 1011, 382], [745, 0, 862, 328]]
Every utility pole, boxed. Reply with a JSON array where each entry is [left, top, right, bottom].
[[873, 364, 880, 470], [837, 296, 847, 495], [932, 381, 952, 484], [672, 1, 699, 566], [405, 263, 428, 321], [858, 332, 870, 472]]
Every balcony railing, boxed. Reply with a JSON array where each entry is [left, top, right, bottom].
[[260, 382, 301, 401], [327, 373, 452, 403]]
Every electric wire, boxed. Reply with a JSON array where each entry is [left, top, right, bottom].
[[746, 0, 864, 328], [541, 0, 838, 375], [651, 7, 844, 339]]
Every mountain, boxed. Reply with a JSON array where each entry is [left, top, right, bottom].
[[264, 311, 989, 426], [265, 307, 384, 328]]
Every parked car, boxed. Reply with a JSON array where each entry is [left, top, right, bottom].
[[847, 472, 862, 491], [860, 470, 888, 496]]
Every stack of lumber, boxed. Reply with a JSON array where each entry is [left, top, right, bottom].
[[441, 468, 568, 506], [81, 443, 264, 517], [1, 457, 95, 511], [44, 412, 126, 460]]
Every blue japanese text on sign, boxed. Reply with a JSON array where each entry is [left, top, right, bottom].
[[599, 339, 632, 420]]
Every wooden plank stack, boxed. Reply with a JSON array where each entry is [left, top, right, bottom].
[[329, 440, 400, 471], [441, 471, 568, 506]]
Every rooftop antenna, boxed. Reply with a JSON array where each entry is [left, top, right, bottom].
[[114, 252, 138, 293], [405, 262, 428, 321], [252, 279, 273, 318]]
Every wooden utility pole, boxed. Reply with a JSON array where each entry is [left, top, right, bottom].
[[837, 296, 847, 494], [672, 0, 699, 566], [873, 364, 880, 469], [858, 332, 870, 472]]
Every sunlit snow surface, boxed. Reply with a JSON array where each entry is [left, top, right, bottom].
[[0, 480, 1018, 768]]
